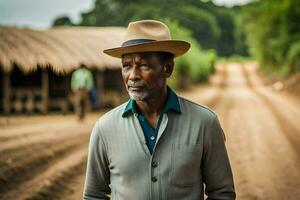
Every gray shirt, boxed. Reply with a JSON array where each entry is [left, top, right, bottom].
[[83, 96, 236, 200]]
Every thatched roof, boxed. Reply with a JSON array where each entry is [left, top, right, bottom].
[[0, 26, 126, 74]]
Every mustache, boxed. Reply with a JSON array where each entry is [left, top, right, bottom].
[[127, 80, 147, 87]]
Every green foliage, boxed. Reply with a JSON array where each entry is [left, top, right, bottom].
[[218, 54, 254, 63], [68, 0, 249, 56], [165, 20, 216, 89], [286, 40, 300, 73], [214, 9, 236, 56], [233, 12, 249, 56], [52, 16, 74, 26], [242, 0, 300, 74], [175, 5, 221, 49]]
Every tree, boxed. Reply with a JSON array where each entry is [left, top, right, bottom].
[[242, 0, 300, 74], [52, 16, 74, 27]]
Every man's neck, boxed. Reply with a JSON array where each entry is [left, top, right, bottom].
[[135, 87, 168, 119]]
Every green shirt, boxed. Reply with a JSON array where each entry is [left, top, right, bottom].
[[71, 67, 94, 91], [122, 87, 181, 154]]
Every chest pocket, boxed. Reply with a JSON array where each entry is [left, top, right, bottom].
[[171, 144, 202, 187]]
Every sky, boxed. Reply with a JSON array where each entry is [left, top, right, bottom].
[[0, 0, 253, 29]]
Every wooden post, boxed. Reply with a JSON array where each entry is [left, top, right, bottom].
[[96, 70, 105, 107], [3, 71, 11, 114], [41, 69, 49, 114]]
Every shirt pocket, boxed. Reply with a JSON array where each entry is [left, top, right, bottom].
[[171, 144, 202, 188]]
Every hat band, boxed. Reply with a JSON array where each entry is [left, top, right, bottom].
[[122, 39, 156, 47]]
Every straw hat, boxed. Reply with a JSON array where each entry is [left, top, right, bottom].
[[103, 20, 190, 58]]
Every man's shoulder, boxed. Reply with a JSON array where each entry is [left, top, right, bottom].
[[178, 96, 217, 120], [96, 101, 128, 125]]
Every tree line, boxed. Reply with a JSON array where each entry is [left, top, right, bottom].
[[53, 0, 248, 57], [53, 0, 300, 84]]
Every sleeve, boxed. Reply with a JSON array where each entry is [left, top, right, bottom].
[[202, 115, 236, 200], [83, 121, 111, 200]]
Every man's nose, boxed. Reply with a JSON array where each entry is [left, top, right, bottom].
[[128, 66, 141, 81]]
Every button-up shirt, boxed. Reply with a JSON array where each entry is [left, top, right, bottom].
[[122, 87, 181, 154], [83, 88, 236, 200]]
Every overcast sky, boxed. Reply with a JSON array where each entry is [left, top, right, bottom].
[[0, 0, 253, 29]]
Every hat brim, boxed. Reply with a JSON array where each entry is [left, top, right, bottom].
[[103, 40, 190, 58]]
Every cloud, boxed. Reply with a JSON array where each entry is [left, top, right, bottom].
[[0, 0, 94, 29]]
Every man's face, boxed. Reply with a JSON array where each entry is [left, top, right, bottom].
[[121, 52, 167, 101]]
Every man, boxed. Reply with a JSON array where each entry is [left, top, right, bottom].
[[83, 20, 235, 200], [71, 64, 94, 120]]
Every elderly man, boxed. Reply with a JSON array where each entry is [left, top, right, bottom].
[[83, 20, 235, 200]]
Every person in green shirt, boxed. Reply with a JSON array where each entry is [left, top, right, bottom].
[[71, 64, 94, 121]]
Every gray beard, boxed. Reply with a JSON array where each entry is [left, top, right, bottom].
[[128, 90, 150, 101], [126, 79, 165, 101]]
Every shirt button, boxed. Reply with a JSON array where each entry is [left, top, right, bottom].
[[150, 136, 155, 141], [134, 113, 138, 117], [151, 177, 157, 182], [152, 161, 157, 167]]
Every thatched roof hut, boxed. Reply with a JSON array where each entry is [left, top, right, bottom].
[[0, 26, 127, 114], [0, 26, 126, 74]]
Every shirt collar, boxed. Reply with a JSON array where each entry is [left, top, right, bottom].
[[122, 86, 181, 117]]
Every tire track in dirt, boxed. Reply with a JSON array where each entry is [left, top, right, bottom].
[[0, 132, 87, 172], [206, 62, 228, 109], [1, 129, 82, 155], [0, 120, 92, 154], [178, 63, 300, 199], [0, 120, 94, 160], [0, 133, 89, 195], [240, 63, 300, 159], [0, 114, 101, 200], [0, 120, 84, 144], [1, 146, 88, 200], [205, 63, 259, 199], [225, 63, 300, 199], [28, 160, 86, 200], [62, 170, 87, 200], [180, 62, 228, 109]]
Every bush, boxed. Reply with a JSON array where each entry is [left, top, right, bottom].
[[164, 19, 217, 89], [286, 40, 300, 73], [242, 0, 300, 75]]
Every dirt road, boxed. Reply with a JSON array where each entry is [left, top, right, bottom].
[[0, 62, 299, 199]]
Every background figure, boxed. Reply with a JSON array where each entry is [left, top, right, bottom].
[[71, 64, 94, 121]]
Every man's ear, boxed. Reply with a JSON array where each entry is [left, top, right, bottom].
[[164, 59, 174, 78]]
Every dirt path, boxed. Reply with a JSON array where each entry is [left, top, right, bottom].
[[0, 114, 100, 200], [0, 63, 299, 200], [210, 63, 300, 199]]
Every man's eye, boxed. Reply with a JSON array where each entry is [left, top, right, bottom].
[[140, 64, 150, 67]]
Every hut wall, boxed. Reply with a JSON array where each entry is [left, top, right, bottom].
[[0, 68, 6, 113], [1, 67, 128, 114], [93, 70, 104, 108], [101, 69, 128, 107], [41, 70, 49, 113], [48, 70, 71, 113], [8, 65, 48, 114], [0, 69, 2, 112]]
